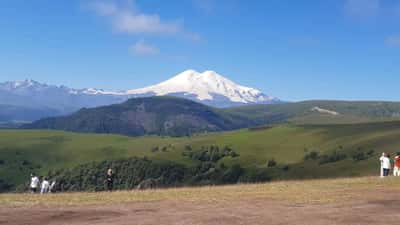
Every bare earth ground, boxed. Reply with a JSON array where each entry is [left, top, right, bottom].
[[1, 177, 400, 225]]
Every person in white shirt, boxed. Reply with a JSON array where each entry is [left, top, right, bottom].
[[380, 153, 385, 177], [30, 174, 39, 193], [380, 153, 391, 177], [40, 177, 50, 194]]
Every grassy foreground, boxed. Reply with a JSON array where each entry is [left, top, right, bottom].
[[1, 176, 399, 207]]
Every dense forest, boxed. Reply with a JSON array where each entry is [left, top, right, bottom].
[[32, 157, 268, 192]]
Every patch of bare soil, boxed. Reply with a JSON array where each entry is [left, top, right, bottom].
[[1, 191, 400, 225]]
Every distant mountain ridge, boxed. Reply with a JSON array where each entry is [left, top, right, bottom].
[[0, 70, 279, 122]]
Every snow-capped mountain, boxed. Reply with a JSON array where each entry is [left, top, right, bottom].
[[0, 70, 279, 122], [124, 70, 278, 107], [0, 80, 126, 123]]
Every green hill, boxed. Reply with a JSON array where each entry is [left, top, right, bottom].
[[23, 96, 260, 137], [23, 97, 400, 137], [222, 100, 400, 125], [2, 120, 400, 192]]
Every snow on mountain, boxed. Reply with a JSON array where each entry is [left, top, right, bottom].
[[1, 70, 278, 106], [0, 79, 125, 117], [0, 71, 279, 122], [0, 79, 114, 96], [0, 79, 44, 90], [125, 70, 278, 105]]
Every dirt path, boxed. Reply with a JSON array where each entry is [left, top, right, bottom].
[[1, 191, 400, 225]]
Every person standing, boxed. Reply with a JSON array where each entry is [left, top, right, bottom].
[[30, 174, 39, 193], [380, 153, 391, 177], [394, 153, 400, 176], [49, 180, 56, 193], [106, 168, 114, 191], [40, 177, 50, 194], [380, 153, 385, 177]]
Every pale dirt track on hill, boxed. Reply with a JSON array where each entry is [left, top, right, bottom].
[[1, 189, 400, 225]]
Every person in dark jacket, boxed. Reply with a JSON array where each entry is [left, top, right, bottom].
[[106, 168, 114, 191]]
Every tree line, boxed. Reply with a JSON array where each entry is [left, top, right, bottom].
[[39, 157, 267, 192]]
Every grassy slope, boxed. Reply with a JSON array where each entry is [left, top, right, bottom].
[[221, 100, 400, 125], [23, 99, 400, 137], [2, 121, 400, 188], [1, 176, 399, 206], [24, 96, 262, 137]]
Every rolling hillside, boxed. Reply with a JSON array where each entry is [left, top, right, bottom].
[[23, 96, 260, 137], [221, 100, 400, 125], [2, 121, 400, 191], [23, 97, 400, 137]]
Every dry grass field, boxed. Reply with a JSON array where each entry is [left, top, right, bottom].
[[1, 176, 400, 225]]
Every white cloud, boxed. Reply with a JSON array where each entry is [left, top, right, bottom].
[[385, 35, 400, 47], [130, 40, 160, 56], [89, 2, 117, 16], [88, 1, 199, 39], [344, 0, 380, 19], [114, 11, 180, 34]]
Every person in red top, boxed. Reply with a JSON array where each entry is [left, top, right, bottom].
[[393, 152, 400, 176]]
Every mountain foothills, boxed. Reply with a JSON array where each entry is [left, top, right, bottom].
[[0, 70, 278, 123], [24, 96, 260, 137], [222, 100, 400, 124], [24, 96, 400, 137]]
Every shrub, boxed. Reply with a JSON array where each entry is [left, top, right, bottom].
[[184, 145, 192, 151], [239, 168, 271, 183], [221, 164, 244, 183], [230, 151, 239, 158], [319, 151, 347, 165], [183, 145, 239, 162], [267, 159, 277, 167], [352, 151, 367, 162], [0, 179, 14, 193], [367, 149, 375, 157], [304, 151, 320, 160], [21, 160, 30, 166], [282, 165, 289, 171]]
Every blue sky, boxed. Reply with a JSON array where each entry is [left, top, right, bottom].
[[1, 0, 400, 101]]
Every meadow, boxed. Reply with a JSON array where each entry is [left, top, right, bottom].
[[2, 120, 400, 191]]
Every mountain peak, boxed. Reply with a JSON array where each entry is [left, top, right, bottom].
[[125, 70, 279, 106], [180, 69, 199, 75], [0, 79, 45, 90]]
